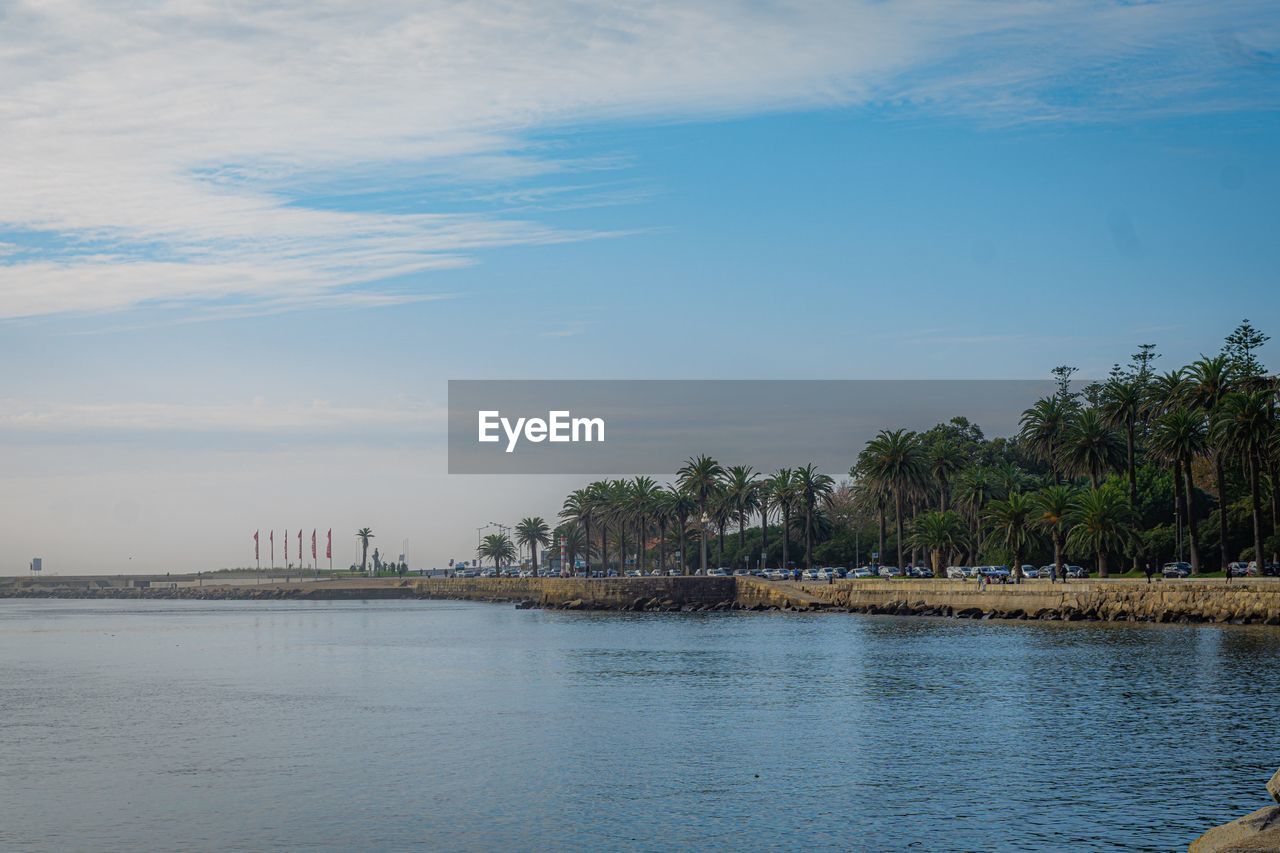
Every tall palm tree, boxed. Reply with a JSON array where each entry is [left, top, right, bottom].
[[1212, 390, 1273, 570], [770, 468, 799, 570], [757, 477, 774, 570], [560, 488, 595, 575], [478, 532, 516, 570], [356, 527, 374, 575], [985, 491, 1037, 580], [515, 517, 551, 577], [1058, 408, 1124, 488], [666, 485, 697, 574], [1019, 396, 1077, 483], [1031, 484, 1076, 581], [857, 429, 926, 569], [796, 463, 835, 569], [628, 476, 661, 575], [1065, 486, 1136, 578], [677, 455, 725, 574], [906, 510, 968, 577], [1099, 377, 1144, 513], [952, 466, 994, 561], [724, 465, 761, 557], [1150, 409, 1208, 574], [1187, 355, 1235, 571]]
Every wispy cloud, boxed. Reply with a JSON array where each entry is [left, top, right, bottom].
[[0, 398, 444, 436], [2, 0, 1276, 319]]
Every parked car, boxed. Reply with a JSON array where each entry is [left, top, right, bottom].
[[851, 567, 873, 579], [945, 566, 967, 579], [878, 566, 902, 578], [707, 567, 729, 577], [733, 569, 751, 577], [1229, 561, 1250, 576], [1162, 562, 1191, 578], [1019, 565, 1038, 578], [1066, 565, 1088, 578], [624, 569, 642, 577]]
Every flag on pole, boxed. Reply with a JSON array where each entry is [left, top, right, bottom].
[[326, 529, 332, 559], [311, 529, 317, 560], [297, 529, 302, 562], [254, 530, 259, 560], [285, 530, 289, 562]]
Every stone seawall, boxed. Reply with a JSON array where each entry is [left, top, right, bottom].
[[793, 579, 1280, 625], [4, 575, 1279, 625], [413, 576, 743, 610]]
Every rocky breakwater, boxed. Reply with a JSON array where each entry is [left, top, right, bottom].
[[1191, 768, 1280, 851]]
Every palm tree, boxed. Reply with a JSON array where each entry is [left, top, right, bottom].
[[676, 455, 725, 574], [1019, 396, 1076, 483], [1058, 408, 1124, 488], [724, 465, 761, 558], [1147, 369, 1191, 416], [666, 485, 697, 574], [1212, 390, 1273, 570], [1032, 485, 1076, 582], [559, 488, 594, 575], [796, 463, 835, 569], [770, 468, 798, 570], [985, 491, 1037, 580], [628, 476, 661, 575], [857, 429, 926, 569], [356, 527, 374, 575], [757, 477, 774, 570], [1098, 377, 1144, 512], [478, 532, 516, 570], [1150, 409, 1208, 574], [952, 466, 994, 561], [1187, 355, 1235, 571], [515, 517, 551, 577], [556, 522, 585, 574], [928, 440, 967, 510], [1065, 486, 1136, 578], [906, 510, 968, 577]]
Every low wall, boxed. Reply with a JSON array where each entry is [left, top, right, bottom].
[[794, 578, 1280, 625], [414, 576, 739, 609]]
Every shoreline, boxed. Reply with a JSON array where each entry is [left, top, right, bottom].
[[5, 575, 1280, 626]]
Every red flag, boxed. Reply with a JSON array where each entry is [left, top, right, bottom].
[[254, 530, 259, 560], [326, 529, 332, 559], [311, 529, 317, 560]]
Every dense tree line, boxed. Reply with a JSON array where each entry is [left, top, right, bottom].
[[488, 321, 1277, 579]]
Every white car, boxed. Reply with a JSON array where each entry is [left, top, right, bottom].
[[945, 566, 968, 579], [852, 567, 874, 578], [877, 566, 902, 578], [1019, 565, 1038, 579], [707, 568, 729, 577]]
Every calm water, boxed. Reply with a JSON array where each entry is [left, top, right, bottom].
[[2, 600, 1277, 851]]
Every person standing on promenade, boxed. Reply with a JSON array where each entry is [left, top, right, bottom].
[[1144, 563, 1154, 584]]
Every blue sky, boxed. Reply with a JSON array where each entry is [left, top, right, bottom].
[[2, 0, 1279, 572]]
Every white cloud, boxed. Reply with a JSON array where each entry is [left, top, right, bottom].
[[1, 0, 1275, 318]]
